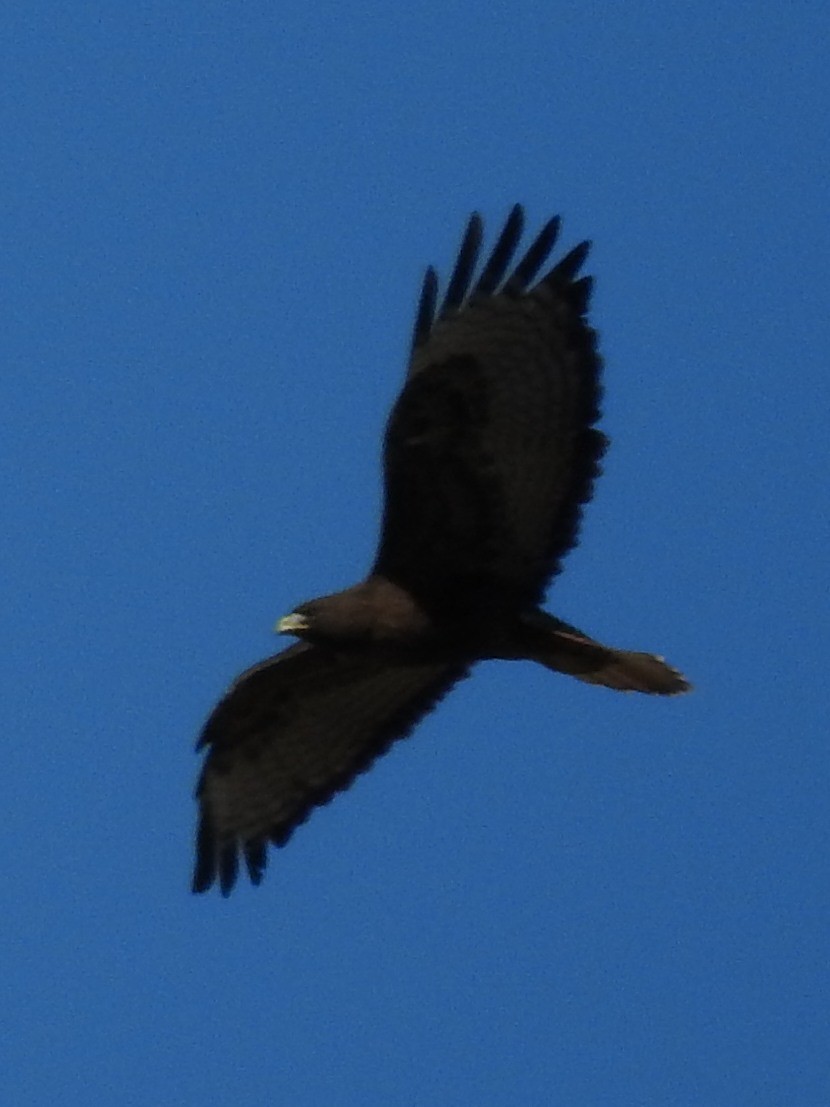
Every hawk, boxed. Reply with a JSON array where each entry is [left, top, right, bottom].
[[193, 205, 689, 895]]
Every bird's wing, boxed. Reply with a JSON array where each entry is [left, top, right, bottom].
[[193, 642, 469, 894], [373, 205, 606, 611]]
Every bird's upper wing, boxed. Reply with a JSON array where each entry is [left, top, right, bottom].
[[193, 642, 469, 895], [373, 205, 606, 611]]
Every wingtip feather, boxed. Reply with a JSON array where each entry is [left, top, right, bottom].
[[440, 212, 484, 316], [474, 204, 525, 295]]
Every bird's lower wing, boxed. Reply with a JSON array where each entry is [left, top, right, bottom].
[[193, 642, 469, 895]]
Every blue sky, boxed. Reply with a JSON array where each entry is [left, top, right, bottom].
[[4, 3, 828, 1104]]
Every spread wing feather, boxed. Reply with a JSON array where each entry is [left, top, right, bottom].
[[375, 206, 606, 611], [194, 642, 469, 894], [503, 213, 561, 293], [441, 213, 482, 314], [474, 204, 524, 295]]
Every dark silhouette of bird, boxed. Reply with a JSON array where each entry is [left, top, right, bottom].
[[193, 205, 690, 895]]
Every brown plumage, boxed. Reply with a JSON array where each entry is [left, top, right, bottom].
[[193, 205, 690, 896]]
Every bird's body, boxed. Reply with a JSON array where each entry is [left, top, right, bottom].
[[193, 205, 690, 895]]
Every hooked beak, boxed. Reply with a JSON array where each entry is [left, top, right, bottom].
[[275, 612, 310, 635]]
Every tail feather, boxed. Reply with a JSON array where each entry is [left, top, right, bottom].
[[523, 614, 691, 695]]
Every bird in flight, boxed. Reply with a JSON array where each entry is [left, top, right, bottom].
[[193, 205, 690, 895]]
